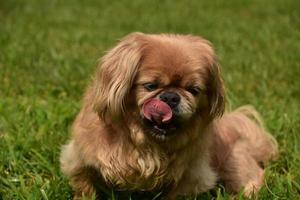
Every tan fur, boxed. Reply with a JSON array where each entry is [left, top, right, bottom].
[[210, 106, 278, 196], [60, 33, 278, 199]]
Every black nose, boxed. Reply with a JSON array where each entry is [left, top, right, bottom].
[[159, 92, 181, 108]]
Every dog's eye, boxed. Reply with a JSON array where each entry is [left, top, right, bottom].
[[143, 83, 158, 91], [187, 86, 201, 96]]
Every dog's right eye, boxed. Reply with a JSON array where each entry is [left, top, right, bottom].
[[143, 83, 158, 91], [187, 86, 201, 96]]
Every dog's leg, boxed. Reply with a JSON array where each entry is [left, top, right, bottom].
[[70, 167, 98, 200], [166, 150, 217, 199], [60, 141, 98, 199], [212, 106, 278, 196], [218, 140, 264, 196]]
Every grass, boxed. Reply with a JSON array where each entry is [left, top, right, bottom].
[[0, 0, 299, 199]]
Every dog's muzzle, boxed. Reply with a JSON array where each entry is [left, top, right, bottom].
[[142, 98, 180, 140]]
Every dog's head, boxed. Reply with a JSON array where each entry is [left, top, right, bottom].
[[92, 33, 225, 141]]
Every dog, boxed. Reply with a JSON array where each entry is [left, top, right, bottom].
[[60, 32, 278, 199]]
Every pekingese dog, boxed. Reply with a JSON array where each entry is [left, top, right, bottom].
[[60, 33, 278, 199]]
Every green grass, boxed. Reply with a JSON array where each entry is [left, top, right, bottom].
[[0, 0, 299, 199]]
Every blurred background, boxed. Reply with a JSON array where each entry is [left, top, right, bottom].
[[0, 0, 299, 199]]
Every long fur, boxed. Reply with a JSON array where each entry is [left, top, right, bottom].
[[210, 106, 278, 196], [60, 33, 278, 199]]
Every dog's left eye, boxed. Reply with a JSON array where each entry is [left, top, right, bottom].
[[187, 86, 201, 96], [143, 83, 158, 91]]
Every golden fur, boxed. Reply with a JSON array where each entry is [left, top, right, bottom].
[[60, 33, 278, 199]]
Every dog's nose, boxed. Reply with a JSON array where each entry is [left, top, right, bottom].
[[159, 92, 181, 108]]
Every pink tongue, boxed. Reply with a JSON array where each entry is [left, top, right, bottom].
[[142, 99, 173, 124]]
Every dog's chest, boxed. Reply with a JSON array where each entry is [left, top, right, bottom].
[[100, 147, 187, 193]]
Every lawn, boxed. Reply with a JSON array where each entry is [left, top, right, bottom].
[[0, 0, 299, 199]]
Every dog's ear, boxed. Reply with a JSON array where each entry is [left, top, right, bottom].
[[92, 32, 145, 120], [186, 36, 225, 119], [206, 58, 225, 118]]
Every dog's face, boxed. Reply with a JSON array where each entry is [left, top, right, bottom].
[[92, 33, 225, 141]]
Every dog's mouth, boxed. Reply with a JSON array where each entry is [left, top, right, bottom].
[[142, 98, 180, 141], [143, 118, 178, 141]]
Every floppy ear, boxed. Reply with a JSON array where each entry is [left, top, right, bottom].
[[206, 58, 225, 118], [92, 32, 145, 120], [186, 35, 225, 118]]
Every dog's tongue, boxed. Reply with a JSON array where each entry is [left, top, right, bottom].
[[142, 99, 172, 124]]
